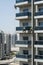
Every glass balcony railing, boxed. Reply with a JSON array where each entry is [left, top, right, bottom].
[[16, 0, 31, 3], [35, 40, 43, 45], [16, 12, 31, 17], [16, 40, 31, 45], [16, 26, 31, 31], [16, 54, 31, 59], [35, 0, 42, 2], [35, 12, 43, 16], [35, 55, 43, 59], [35, 26, 43, 30]]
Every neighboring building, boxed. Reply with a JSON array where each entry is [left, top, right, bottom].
[[15, 0, 43, 65], [11, 34, 19, 52], [0, 30, 5, 59], [0, 31, 11, 59], [4, 34, 11, 56], [0, 31, 16, 65], [11, 34, 17, 47]]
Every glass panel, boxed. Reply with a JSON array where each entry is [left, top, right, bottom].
[[23, 8, 29, 12], [0, 33, 2, 43], [39, 22, 43, 26], [39, 36, 43, 40], [39, 51, 43, 55], [23, 36, 28, 40], [39, 8, 43, 12], [23, 22, 28, 27], [23, 50, 28, 54], [23, 64, 28, 65]]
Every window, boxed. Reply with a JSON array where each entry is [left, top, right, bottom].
[[39, 36, 43, 40], [39, 8, 43, 12], [39, 51, 43, 55], [23, 36, 28, 40], [4, 44, 6, 54], [23, 63, 28, 65], [39, 22, 43, 26], [23, 22, 28, 27], [23, 50, 28, 55], [0, 33, 2, 43], [23, 8, 28, 12]]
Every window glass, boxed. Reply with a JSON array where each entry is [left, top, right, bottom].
[[23, 8, 28, 12], [23, 64, 28, 65], [39, 8, 43, 12], [39, 51, 43, 55], [0, 33, 2, 43], [23, 50, 28, 55], [39, 22, 43, 26], [23, 22, 28, 27], [39, 36, 43, 40], [23, 36, 28, 40]]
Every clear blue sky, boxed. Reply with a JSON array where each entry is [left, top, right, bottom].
[[0, 0, 19, 34]]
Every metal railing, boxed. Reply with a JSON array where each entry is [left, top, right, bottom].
[[35, 12, 43, 16], [35, 55, 43, 59], [16, 12, 31, 17], [35, 26, 43, 30], [16, 0, 31, 3], [16, 40, 31, 45], [35, 40, 43, 45], [16, 26, 31, 31], [16, 54, 31, 59]]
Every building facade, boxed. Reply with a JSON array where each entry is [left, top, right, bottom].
[[0, 31, 5, 59], [15, 0, 43, 65], [4, 34, 11, 57], [11, 34, 17, 47], [0, 31, 11, 59]]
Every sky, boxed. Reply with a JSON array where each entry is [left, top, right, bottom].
[[0, 0, 19, 34]]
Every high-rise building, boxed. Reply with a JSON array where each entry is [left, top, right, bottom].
[[0, 31, 11, 59], [11, 34, 17, 47], [15, 0, 43, 65], [0, 31, 16, 65], [0, 30, 5, 59], [11, 34, 19, 52], [4, 34, 11, 56]]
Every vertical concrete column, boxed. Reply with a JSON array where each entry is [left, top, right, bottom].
[[36, 48, 38, 55], [36, 33, 38, 41], [36, 62, 38, 65], [36, 19, 38, 26], [36, 33, 38, 55], [35, 5, 38, 26], [36, 5, 38, 12], [17, 34, 20, 40]]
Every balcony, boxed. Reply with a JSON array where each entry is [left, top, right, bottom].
[[16, 26, 31, 33], [34, 12, 43, 19], [34, 55, 43, 62], [16, 26, 31, 31], [35, 26, 43, 30], [35, 55, 43, 59], [16, 54, 31, 62], [16, 12, 31, 20], [34, 0, 43, 5], [35, 40, 43, 45], [35, 12, 43, 16], [34, 26, 43, 33], [34, 40, 43, 48], [15, 0, 31, 7], [15, 40, 31, 47], [34, 11, 43, 19]]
